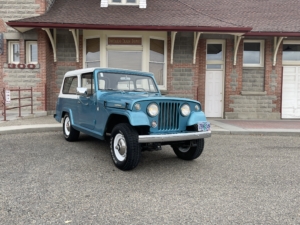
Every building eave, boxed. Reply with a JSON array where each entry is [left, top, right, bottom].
[[6, 21, 252, 33], [245, 32, 300, 37]]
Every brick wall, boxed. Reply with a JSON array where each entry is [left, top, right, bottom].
[[0, 0, 42, 34], [225, 38, 281, 119], [242, 68, 264, 92], [166, 32, 202, 104], [56, 29, 76, 62], [46, 30, 82, 112], [0, 0, 53, 114]]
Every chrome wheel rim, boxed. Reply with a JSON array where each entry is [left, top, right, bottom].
[[178, 142, 191, 153], [64, 117, 71, 136], [114, 133, 127, 162]]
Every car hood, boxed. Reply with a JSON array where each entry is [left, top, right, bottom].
[[100, 91, 199, 109]]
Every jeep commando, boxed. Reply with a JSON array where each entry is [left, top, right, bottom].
[[54, 68, 211, 171]]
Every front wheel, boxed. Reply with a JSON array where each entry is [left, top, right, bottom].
[[110, 123, 141, 171], [63, 114, 80, 142], [171, 139, 204, 160]]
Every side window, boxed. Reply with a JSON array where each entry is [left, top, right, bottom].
[[81, 73, 94, 96], [149, 39, 165, 86], [243, 40, 264, 67], [8, 41, 20, 63], [85, 38, 100, 68], [26, 41, 38, 64], [282, 41, 300, 64], [62, 76, 78, 94]]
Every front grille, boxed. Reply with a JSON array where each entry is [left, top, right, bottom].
[[158, 102, 180, 131]]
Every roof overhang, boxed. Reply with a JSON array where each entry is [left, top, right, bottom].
[[245, 32, 300, 37], [6, 21, 252, 33]]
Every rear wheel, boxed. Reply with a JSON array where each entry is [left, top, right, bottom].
[[63, 114, 80, 142], [110, 123, 141, 171]]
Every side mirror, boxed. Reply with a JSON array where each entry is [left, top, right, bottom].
[[77, 87, 87, 95]]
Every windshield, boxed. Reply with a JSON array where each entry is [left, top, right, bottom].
[[97, 72, 158, 93]]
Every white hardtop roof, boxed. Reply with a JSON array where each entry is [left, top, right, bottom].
[[63, 67, 154, 77]]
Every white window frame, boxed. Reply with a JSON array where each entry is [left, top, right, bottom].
[[282, 40, 300, 65], [109, 0, 139, 5], [206, 40, 225, 70], [149, 36, 167, 90], [243, 40, 264, 67], [8, 41, 20, 64], [26, 41, 38, 64]]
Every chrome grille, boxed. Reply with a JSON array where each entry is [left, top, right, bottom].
[[158, 102, 180, 131]]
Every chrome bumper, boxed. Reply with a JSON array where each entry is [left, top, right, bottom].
[[138, 131, 211, 143]]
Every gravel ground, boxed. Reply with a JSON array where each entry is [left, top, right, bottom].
[[0, 132, 300, 224]]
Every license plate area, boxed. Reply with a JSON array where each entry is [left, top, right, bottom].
[[198, 122, 211, 131]]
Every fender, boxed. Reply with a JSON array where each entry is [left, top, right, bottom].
[[187, 111, 207, 126], [127, 111, 150, 126], [61, 107, 75, 124], [106, 108, 150, 127]]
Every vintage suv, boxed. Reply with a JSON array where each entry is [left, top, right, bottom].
[[54, 68, 211, 170]]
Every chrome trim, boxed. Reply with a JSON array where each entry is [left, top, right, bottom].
[[138, 131, 211, 143]]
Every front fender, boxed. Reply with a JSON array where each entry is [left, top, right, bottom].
[[105, 108, 150, 127], [127, 111, 150, 126], [187, 111, 207, 126]]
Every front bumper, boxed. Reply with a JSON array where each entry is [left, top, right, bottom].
[[138, 131, 211, 143]]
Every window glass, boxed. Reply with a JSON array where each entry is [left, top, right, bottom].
[[149, 63, 164, 85], [150, 39, 164, 62], [108, 51, 142, 71], [12, 43, 20, 63], [283, 44, 300, 61], [150, 39, 165, 86], [30, 43, 38, 62], [63, 77, 78, 94], [127, 0, 136, 2], [117, 80, 134, 90], [112, 0, 121, 2], [206, 64, 222, 69], [81, 73, 94, 96], [86, 38, 100, 68], [207, 44, 222, 61], [97, 72, 158, 93], [243, 42, 261, 64]]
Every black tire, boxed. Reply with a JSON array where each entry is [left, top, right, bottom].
[[63, 114, 80, 142], [171, 139, 204, 160], [110, 123, 141, 171], [171, 124, 205, 160]]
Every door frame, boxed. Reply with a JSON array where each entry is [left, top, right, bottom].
[[205, 39, 226, 118]]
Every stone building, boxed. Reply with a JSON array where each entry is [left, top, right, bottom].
[[1, 0, 300, 119]]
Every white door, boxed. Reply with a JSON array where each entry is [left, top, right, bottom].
[[282, 66, 300, 118], [205, 40, 224, 117], [205, 71, 223, 117]]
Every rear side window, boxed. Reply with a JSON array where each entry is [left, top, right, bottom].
[[62, 76, 78, 94]]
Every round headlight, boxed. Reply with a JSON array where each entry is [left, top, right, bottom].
[[134, 103, 141, 111], [181, 104, 191, 116], [195, 105, 200, 111], [147, 103, 159, 117]]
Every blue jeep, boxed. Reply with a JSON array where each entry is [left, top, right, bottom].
[[54, 68, 211, 170]]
